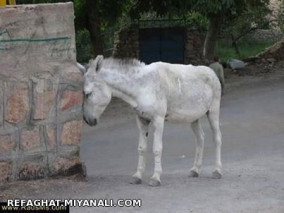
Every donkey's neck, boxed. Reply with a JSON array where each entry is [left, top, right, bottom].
[[99, 70, 143, 108], [111, 87, 138, 107]]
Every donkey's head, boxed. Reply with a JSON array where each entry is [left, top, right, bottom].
[[81, 55, 111, 126]]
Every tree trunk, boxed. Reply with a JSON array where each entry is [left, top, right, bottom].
[[203, 14, 222, 60], [231, 34, 241, 57], [86, 0, 103, 56]]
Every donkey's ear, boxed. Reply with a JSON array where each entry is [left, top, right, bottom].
[[77, 62, 87, 74], [90, 55, 104, 73]]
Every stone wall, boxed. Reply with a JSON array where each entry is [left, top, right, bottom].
[[113, 27, 139, 59], [184, 29, 204, 65], [246, 29, 283, 42], [113, 26, 204, 64], [0, 3, 83, 182]]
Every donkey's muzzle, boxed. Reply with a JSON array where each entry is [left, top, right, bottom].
[[83, 116, 97, 126]]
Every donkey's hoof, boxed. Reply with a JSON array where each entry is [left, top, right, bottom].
[[130, 177, 142, 184], [212, 170, 222, 179], [189, 170, 199, 178], [149, 179, 161, 187]]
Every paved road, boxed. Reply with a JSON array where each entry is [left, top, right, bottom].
[[2, 75, 283, 213], [79, 75, 284, 213]]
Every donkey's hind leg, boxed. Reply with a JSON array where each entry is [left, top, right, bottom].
[[189, 119, 205, 178], [131, 116, 150, 184], [207, 106, 222, 179], [149, 116, 165, 187]]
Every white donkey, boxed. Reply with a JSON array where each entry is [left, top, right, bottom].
[[79, 55, 222, 186]]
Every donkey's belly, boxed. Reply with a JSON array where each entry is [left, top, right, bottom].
[[166, 82, 214, 123], [166, 96, 212, 123], [165, 108, 208, 123]]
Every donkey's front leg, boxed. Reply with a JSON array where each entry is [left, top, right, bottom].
[[131, 116, 150, 184], [149, 116, 164, 187]]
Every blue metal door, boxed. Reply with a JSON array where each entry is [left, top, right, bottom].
[[139, 28, 185, 64]]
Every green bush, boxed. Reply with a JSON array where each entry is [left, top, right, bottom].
[[76, 29, 93, 63]]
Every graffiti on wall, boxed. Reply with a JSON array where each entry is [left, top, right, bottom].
[[0, 29, 72, 59]]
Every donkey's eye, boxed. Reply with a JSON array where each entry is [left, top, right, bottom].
[[85, 92, 92, 98]]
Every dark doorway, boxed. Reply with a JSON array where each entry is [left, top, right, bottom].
[[139, 28, 185, 64]]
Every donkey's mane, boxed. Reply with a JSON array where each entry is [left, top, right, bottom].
[[101, 58, 145, 73]]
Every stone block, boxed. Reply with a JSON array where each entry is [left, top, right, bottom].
[[5, 84, 29, 124], [0, 133, 15, 153], [19, 161, 45, 180], [33, 79, 56, 120], [21, 128, 41, 151], [60, 90, 83, 111], [61, 120, 82, 145], [0, 161, 12, 182], [52, 156, 81, 174]]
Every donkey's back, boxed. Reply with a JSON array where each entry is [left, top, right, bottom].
[[149, 62, 221, 123]]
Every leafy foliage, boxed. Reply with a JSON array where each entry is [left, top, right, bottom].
[[129, 0, 270, 59], [76, 29, 93, 63], [17, 0, 71, 3], [16, 0, 273, 61], [74, 0, 87, 31], [185, 12, 208, 31], [278, 0, 284, 32], [223, 2, 271, 35], [130, 0, 269, 18]]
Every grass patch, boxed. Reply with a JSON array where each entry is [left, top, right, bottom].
[[215, 38, 276, 62]]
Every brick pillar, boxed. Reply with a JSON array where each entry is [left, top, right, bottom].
[[0, 3, 84, 182]]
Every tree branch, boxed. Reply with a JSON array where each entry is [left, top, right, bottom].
[[232, 20, 275, 44]]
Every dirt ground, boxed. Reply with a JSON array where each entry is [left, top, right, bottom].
[[1, 62, 284, 213]]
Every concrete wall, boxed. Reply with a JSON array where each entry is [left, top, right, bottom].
[[113, 26, 204, 64], [0, 3, 83, 181]]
